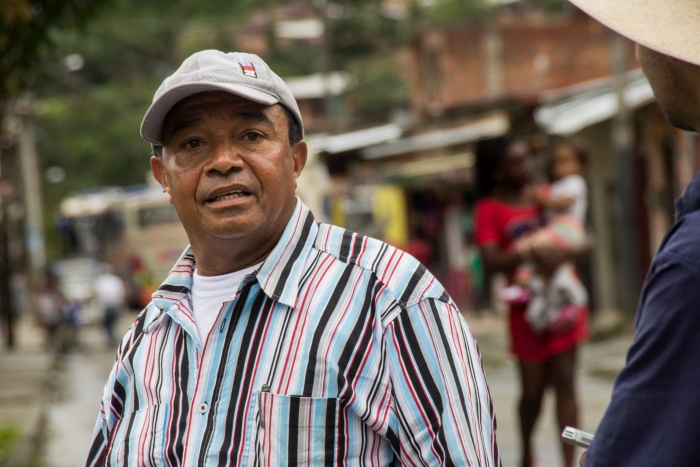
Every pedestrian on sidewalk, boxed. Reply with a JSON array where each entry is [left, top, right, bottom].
[[474, 135, 590, 467], [86, 50, 499, 466], [36, 270, 66, 352], [566, 1, 700, 466], [92, 266, 126, 348]]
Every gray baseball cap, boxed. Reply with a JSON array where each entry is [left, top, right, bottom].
[[140, 50, 304, 146]]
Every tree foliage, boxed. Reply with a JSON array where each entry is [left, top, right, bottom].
[[31, 0, 559, 256], [0, 0, 114, 97]]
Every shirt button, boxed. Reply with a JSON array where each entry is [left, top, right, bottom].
[[198, 402, 208, 414]]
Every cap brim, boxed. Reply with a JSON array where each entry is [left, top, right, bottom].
[[140, 82, 279, 145], [569, 0, 700, 66]]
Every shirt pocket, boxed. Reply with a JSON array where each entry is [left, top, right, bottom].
[[258, 391, 342, 467], [110, 404, 170, 467]]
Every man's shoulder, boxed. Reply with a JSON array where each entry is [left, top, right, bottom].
[[661, 210, 700, 267], [313, 223, 448, 308]]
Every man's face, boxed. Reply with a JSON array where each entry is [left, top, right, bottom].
[[637, 44, 700, 132], [151, 92, 307, 248]]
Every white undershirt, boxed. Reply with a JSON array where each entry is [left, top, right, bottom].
[[191, 263, 261, 344]]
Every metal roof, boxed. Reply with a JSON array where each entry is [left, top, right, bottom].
[[534, 73, 655, 136], [314, 123, 403, 154], [359, 114, 510, 160], [283, 72, 354, 100]]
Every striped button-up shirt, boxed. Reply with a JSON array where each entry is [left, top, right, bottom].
[[87, 200, 499, 466]]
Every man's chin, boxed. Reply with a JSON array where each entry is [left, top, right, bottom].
[[662, 107, 698, 133]]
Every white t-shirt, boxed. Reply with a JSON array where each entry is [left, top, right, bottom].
[[549, 174, 587, 223], [191, 263, 261, 344]]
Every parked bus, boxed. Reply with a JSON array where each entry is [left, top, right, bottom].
[[57, 185, 189, 309]]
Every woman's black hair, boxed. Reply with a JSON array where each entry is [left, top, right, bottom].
[[474, 135, 517, 198]]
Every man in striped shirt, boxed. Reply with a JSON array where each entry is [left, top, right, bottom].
[[86, 50, 499, 466]]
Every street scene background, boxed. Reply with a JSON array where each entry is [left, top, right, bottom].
[[1, 0, 696, 465]]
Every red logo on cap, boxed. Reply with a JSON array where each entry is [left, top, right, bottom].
[[240, 62, 257, 78]]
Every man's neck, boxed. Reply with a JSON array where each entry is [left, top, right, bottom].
[[189, 222, 287, 277]]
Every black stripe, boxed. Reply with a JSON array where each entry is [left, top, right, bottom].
[[199, 283, 253, 466], [272, 211, 314, 300], [287, 396, 301, 465], [220, 291, 273, 465], [112, 380, 126, 417], [148, 404, 161, 467], [337, 278, 375, 402], [132, 309, 148, 339], [166, 327, 189, 466], [371, 242, 388, 273], [399, 263, 426, 306], [121, 411, 137, 467], [158, 284, 190, 295], [325, 399, 338, 466], [262, 305, 295, 388], [85, 428, 105, 466], [428, 300, 479, 455], [349, 233, 366, 264], [339, 230, 353, 262], [385, 426, 400, 459], [302, 264, 355, 395], [394, 402, 427, 465], [394, 312, 446, 462]]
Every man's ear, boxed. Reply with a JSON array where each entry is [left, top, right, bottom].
[[291, 141, 308, 188], [150, 155, 173, 204]]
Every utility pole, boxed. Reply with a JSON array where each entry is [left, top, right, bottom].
[[16, 95, 46, 296], [0, 98, 16, 349], [611, 34, 639, 317], [311, 0, 332, 133]]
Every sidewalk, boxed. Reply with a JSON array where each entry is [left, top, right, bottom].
[[465, 309, 634, 381], [465, 310, 635, 466], [0, 316, 54, 467]]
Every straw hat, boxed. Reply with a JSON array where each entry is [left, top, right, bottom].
[[569, 0, 700, 66]]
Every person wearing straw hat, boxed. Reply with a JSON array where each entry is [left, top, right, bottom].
[[567, 1, 700, 466], [85, 50, 500, 466]]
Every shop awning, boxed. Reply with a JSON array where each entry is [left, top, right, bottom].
[[283, 72, 355, 100], [314, 123, 403, 154], [534, 71, 655, 136], [382, 152, 474, 180], [359, 113, 509, 160]]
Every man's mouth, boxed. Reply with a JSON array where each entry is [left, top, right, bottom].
[[214, 190, 245, 201]]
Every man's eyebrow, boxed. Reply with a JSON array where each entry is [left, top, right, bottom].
[[237, 111, 274, 126], [167, 118, 204, 139]]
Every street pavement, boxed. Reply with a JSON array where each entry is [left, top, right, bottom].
[[43, 314, 133, 467], [0, 315, 54, 467], [2, 310, 633, 467], [469, 312, 633, 467]]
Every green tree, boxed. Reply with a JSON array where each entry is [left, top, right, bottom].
[[0, 0, 114, 98]]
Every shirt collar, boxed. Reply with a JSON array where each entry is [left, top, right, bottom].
[[255, 198, 317, 308], [152, 197, 317, 312]]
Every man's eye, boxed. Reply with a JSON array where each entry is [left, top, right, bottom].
[[244, 132, 261, 142], [183, 139, 202, 149]]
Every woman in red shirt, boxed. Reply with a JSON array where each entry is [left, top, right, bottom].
[[474, 136, 588, 467]]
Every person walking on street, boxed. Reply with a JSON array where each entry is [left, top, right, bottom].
[[36, 270, 66, 351], [566, 1, 700, 466], [474, 135, 590, 467], [86, 50, 499, 466], [93, 266, 126, 347]]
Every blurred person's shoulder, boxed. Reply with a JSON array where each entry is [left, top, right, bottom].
[[661, 172, 700, 265], [314, 222, 448, 311]]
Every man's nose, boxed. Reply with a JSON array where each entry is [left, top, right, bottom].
[[207, 140, 244, 175]]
